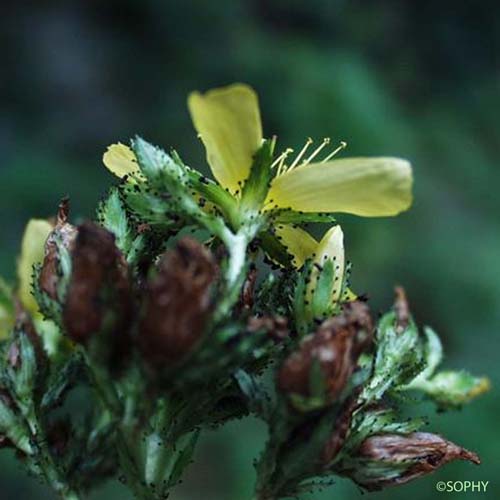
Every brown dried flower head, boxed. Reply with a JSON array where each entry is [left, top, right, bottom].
[[62, 222, 131, 343], [350, 432, 480, 490], [139, 237, 217, 365], [278, 300, 373, 401]]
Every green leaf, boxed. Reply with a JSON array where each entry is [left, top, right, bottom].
[[12, 333, 38, 403], [234, 369, 271, 419], [168, 429, 200, 487], [412, 370, 490, 409], [98, 188, 134, 254], [0, 396, 32, 454], [400, 327, 490, 408], [133, 136, 185, 185], [41, 353, 84, 410], [361, 311, 423, 402]]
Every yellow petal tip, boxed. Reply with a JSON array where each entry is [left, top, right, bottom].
[[17, 219, 54, 315], [103, 143, 139, 178]]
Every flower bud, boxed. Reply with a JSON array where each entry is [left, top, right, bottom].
[[139, 237, 217, 365], [278, 301, 372, 403], [344, 432, 479, 490]]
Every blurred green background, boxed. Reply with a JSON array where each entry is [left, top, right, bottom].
[[1, 1, 499, 498]]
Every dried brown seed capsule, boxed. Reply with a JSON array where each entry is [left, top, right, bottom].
[[348, 432, 480, 490], [277, 301, 373, 401], [39, 198, 77, 299], [63, 222, 131, 343], [139, 237, 217, 365]]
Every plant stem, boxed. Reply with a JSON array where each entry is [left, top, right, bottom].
[[27, 408, 81, 499], [215, 217, 263, 322]]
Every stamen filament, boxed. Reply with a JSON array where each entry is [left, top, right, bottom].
[[322, 141, 347, 162], [288, 138, 313, 170], [272, 148, 294, 176], [302, 137, 330, 165]]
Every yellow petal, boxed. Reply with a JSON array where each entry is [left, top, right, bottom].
[[266, 157, 413, 217], [17, 219, 53, 315], [274, 225, 317, 268], [103, 143, 139, 178], [188, 84, 263, 193]]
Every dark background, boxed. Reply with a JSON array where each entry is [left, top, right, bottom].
[[1, 1, 499, 498]]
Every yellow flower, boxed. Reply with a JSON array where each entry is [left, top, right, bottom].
[[17, 219, 53, 316], [187, 83, 412, 214], [103, 83, 413, 268]]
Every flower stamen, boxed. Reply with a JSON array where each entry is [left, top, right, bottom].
[[272, 148, 294, 176], [288, 137, 313, 171], [302, 137, 331, 166], [322, 141, 347, 163]]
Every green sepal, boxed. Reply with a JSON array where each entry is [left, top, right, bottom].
[[240, 139, 275, 211], [259, 231, 294, 268], [310, 259, 335, 320], [293, 261, 312, 338], [341, 406, 426, 459], [269, 209, 337, 225], [171, 150, 238, 225]]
